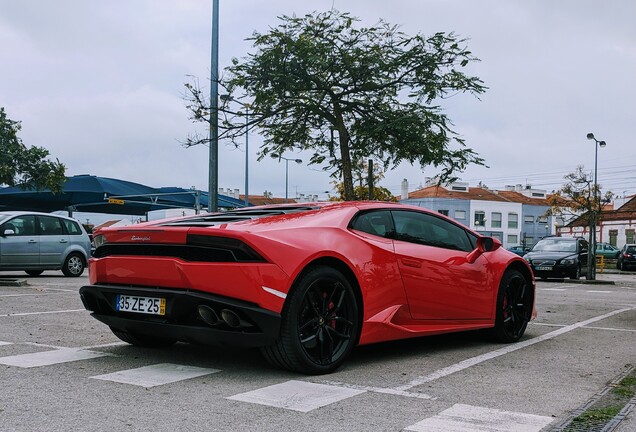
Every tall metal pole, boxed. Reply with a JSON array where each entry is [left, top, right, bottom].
[[586, 132, 606, 280], [208, 0, 219, 212], [244, 107, 249, 206], [285, 159, 289, 203], [591, 141, 598, 279]]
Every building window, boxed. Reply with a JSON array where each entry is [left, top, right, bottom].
[[507, 234, 518, 244], [491, 212, 502, 228], [524, 215, 534, 224], [607, 230, 618, 247], [474, 211, 486, 227], [492, 232, 503, 242], [438, 209, 449, 216], [455, 210, 466, 220], [537, 216, 548, 224], [508, 213, 518, 229], [626, 229, 635, 244]]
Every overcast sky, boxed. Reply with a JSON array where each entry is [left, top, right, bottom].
[[2, 0, 635, 207]]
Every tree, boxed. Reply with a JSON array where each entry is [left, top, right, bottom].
[[0, 108, 66, 193], [184, 10, 486, 200], [330, 160, 397, 201], [547, 165, 613, 280]]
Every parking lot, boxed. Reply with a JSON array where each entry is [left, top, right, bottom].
[[1, 271, 635, 432]]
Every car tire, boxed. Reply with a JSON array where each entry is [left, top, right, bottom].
[[489, 269, 532, 343], [62, 252, 85, 277], [25, 270, 43, 276], [570, 265, 581, 280], [110, 327, 177, 348], [260, 265, 360, 375]]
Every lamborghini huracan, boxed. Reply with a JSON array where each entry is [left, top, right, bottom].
[[79, 201, 535, 374]]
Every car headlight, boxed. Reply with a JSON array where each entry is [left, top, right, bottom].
[[93, 234, 107, 249], [524, 257, 531, 263], [561, 258, 575, 265]]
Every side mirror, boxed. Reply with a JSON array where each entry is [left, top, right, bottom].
[[2, 229, 15, 236], [467, 236, 501, 263]]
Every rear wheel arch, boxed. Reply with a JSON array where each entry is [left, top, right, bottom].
[[261, 257, 363, 373], [505, 261, 534, 301]]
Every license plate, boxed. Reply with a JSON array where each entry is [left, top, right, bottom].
[[116, 295, 166, 315], [536, 266, 553, 271]]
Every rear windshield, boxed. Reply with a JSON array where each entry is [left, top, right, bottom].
[[626, 246, 636, 254], [532, 239, 577, 253]]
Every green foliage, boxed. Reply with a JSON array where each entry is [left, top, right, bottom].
[[0, 107, 66, 193], [547, 165, 613, 220], [185, 10, 486, 200]]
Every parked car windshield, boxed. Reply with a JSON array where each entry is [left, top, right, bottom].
[[532, 239, 577, 252], [626, 246, 636, 254]]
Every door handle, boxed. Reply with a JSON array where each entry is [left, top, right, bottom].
[[28, 240, 37, 244], [401, 258, 422, 268], [59, 239, 68, 243]]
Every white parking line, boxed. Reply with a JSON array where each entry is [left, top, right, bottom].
[[0, 292, 76, 298], [586, 290, 613, 293], [227, 380, 365, 412], [394, 306, 635, 391], [91, 363, 220, 388], [405, 403, 554, 432], [319, 380, 435, 400], [0, 348, 110, 368], [0, 309, 86, 317], [0, 341, 12, 346], [540, 288, 567, 291]]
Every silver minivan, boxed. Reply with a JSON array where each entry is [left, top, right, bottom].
[[0, 211, 92, 277]]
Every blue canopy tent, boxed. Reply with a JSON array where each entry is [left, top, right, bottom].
[[0, 175, 245, 215]]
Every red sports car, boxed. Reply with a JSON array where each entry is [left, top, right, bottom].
[[80, 201, 535, 374]]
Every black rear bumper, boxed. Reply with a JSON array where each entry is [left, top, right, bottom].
[[79, 284, 281, 348]]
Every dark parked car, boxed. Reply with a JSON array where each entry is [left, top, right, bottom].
[[0, 211, 92, 277], [524, 236, 588, 279], [616, 244, 636, 271], [507, 245, 529, 257]]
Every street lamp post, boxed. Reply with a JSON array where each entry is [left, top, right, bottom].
[[271, 154, 302, 203], [208, 0, 219, 213], [586, 132, 607, 280], [243, 106, 249, 207]]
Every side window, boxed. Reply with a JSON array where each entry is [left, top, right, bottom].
[[392, 210, 475, 252], [350, 210, 393, 238], [39, 216, 64, 236], [63, 219, 82, 235], [3, 216, 37, 236]]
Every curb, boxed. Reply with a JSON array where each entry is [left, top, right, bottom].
[[0, 278, 29, 287]]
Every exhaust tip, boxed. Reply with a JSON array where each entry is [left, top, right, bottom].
[[220, 309, 241, 328], [197, 305, 219, 326]]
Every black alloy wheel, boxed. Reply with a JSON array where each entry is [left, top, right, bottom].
[[261, 265, 359, 375], [490, 269, 532, 343]]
